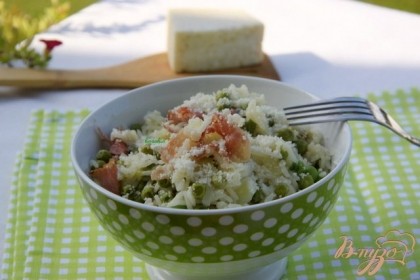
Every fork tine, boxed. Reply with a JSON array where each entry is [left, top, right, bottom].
[[285, 104, 371, 116], [284, 97, 367, 110], [284, 97, 375, 126], [284, 97, 420, 147], [286, 112, 376, 126], [286, 108, 373, 121]]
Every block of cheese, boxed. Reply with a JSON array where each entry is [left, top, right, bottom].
[[167, 9, 264, 73]]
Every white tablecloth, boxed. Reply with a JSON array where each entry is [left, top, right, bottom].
[[1, 0, 420, 259]]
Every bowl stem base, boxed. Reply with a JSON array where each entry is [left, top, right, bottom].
[[145, 257, 288, 280]]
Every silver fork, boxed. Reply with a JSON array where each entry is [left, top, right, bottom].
[[284, 96, 420, 147]]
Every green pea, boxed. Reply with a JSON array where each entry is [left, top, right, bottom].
[[251, 189, 264, 204], [158, 179, 172, 189], [275, 184, 288, 197], [243, 119, 257, 136], [305, 165, 319, 181], [129, 123, 142, 130], [217, 103, 231, 111], [291, 161, 306, 174], [215, 91, 229, 100], [141, 185, 154, 199], [280, 148, 288, 160], [294, 139, 308, 155], [277, 128, 294, 142], [141, 146, 154, 155], [96, 149, 112, 162], [298, 174, 314, 189], [192, 183, 207, 199]]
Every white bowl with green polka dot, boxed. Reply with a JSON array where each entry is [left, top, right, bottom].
[[71, 75, 352, 280]]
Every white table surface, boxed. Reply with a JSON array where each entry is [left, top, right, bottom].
[[1, 0, 420, 263]]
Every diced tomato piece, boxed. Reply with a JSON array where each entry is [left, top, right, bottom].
[[203, 114, 250, 162], [109, 139, 128, 155], [91, 159, 120, 195], [167, 106, 203, 125], [161, 113, 250, 163], [161, 131, 198, 163]]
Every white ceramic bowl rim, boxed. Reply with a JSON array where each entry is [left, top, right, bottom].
[[71, 75, 352, 216]]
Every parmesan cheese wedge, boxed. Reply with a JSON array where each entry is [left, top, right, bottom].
[[167, 9, 264, 72]]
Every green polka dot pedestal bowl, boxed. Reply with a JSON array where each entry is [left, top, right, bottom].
[[71, 76, 352, 280]]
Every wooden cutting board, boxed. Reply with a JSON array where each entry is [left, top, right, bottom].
[[0, 53, 280, 89]]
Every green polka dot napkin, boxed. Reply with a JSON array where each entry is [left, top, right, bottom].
[[1, 88, 419, 279]]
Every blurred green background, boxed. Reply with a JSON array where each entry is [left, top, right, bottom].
[[361, 0, 420, 14], [1, 0, 97, 16], [1, 0, 420, 16]]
